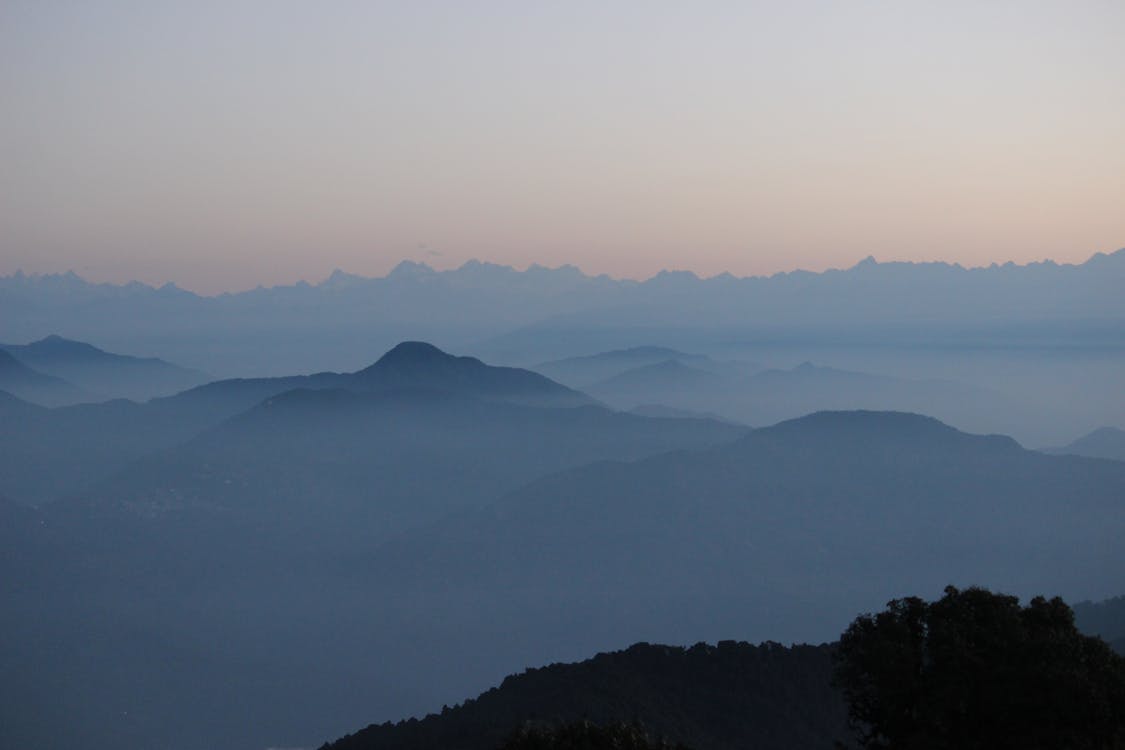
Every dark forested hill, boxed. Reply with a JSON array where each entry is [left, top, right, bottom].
[[321, 641, 847, 750]]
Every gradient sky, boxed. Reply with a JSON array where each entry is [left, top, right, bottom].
[[2, 1, 1124, 293]]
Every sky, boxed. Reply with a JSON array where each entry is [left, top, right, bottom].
[[2, 1, 1124, 294]]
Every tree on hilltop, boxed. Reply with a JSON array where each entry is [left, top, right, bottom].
[[834, 585, 1125, 750]]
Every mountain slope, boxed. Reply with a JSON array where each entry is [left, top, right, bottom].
[[0, 349, 93, 406], [586, 360, 727, 407], [68, 387, 743, 557], [1046, 427, 1125, 462], [371, 411, 1125, 645], [0, 334, 209, 400], [322, 591, 1125, 750], [0, 393, 210, 505], [532, 347, 727, 388]]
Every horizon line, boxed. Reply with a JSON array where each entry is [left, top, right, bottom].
[[4, 247, 1122, 298]]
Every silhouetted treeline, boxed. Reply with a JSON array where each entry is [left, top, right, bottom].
[[320, 641, 847, 750], [499, 721, 692, 750]]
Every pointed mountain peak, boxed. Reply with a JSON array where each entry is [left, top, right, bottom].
[[851, 255, 878, 270], [321, 268, 368, 287], [649, 269, 700, 283], [388, 260, 435, 279], [453, 259, 517, 278]]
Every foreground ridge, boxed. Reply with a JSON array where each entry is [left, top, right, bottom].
[[321, 641, 847, 750]]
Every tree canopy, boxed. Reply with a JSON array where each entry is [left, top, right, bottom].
[[834, 586, 1125, 750], [499, 721, 691, 750]]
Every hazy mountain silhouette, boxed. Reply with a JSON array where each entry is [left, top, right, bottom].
[[321, 641, 847, 750], [0, 349, 93, 406], [369, 411, 1125, 645], [1046, 426, 1125, 462], [0, 334, 209, 401], [576, 358, 1036, 439], [532, 347, 740, 388], [628, 403, 741, 424], [0, 392, 210, 505], [65, 385, 742, 559], [478, 250, 1125, 363], [155, 341, 593, 426], [586, 360, 728, 408], [354, 342, 593, 407], [0, 342, 598, 506], [6, 253, 1123, 444]]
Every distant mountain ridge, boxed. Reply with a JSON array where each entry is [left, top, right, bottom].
[[0, 334, 208, 401], [532, 347, 746, 389], [577, 357, 1030, 438], [7, 250, 1122, 299], [4, 249, 1122, 375], [1046, 427, 1125, 462]]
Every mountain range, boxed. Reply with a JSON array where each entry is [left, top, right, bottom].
[[4, 250, 1122, 376]]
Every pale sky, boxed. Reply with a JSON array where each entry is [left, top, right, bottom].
[[2, 1, 1124, 293]]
